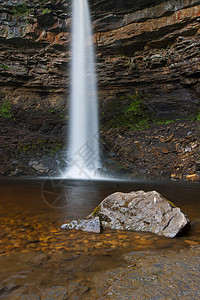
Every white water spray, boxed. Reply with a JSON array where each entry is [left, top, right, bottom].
[[63, 0, 100, 179]]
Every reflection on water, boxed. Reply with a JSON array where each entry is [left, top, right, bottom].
[[0, 177, 199, 256], [0, 178, 199, 297]]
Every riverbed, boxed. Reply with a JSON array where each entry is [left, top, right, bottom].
[[0, 178, 199, 299]]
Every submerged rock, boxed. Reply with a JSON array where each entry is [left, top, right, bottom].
[[61, 217, 101, 234], [88, 191, 190, 238]]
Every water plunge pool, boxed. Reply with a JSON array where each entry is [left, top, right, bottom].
[[0, 178, 199, 297]]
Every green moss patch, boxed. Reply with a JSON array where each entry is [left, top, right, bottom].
[[0, 64, 10, 70], [0, 98, 13, 119], [42, 8, 51, 15], [194, 109, 200, 122], [92, 205, 101, 217], [16, 140, 64, 156], [12, 4, 28, 15], [101, 94, 150, 131], [101, 94, 197, 132]]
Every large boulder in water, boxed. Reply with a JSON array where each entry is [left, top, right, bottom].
[[87, 191, 190, 238]]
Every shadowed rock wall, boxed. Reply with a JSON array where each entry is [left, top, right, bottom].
[[93, 0, 200, 120], [0, 0, 200, 127]]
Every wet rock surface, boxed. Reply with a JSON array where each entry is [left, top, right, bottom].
[[61, 217, 101, 234], [93, 246, 200, 299], [102, 120, 200, 181], [87, 190, 190, 238], [0, 246, 199, 299], [0, 119, 199, 180], [0, 180, 199, 299], [0, 120, 65, 177]]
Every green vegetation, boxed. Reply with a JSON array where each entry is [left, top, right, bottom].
[[101, 94, 150, 130], [125, 96, 143, 113], [0, 63, 10, 70], [101, 94, 199, 131], [42, 8, 51, 15], [154, 119, 181, 125], [124, 95, 150, 129], [92, 205, 101, 217], [21, 144, 34, 152], [12, 4, 28, 15], [132, 119, 150, 130], [50, 142, 63, 155], [0, 98, 13, 119], [48, 109, 68, 120], [17, 140, 63, 156], [167, 200, 176, 208], [194, 110, 200, 121]]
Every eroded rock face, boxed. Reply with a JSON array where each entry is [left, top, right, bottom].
[[88, 191, 190, 238], [0, 0, 199, 121], [95, 0, 200, 120]]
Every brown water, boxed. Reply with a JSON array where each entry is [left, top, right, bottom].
[[0, 178, 200, 255], [0, 178, 199, 298]]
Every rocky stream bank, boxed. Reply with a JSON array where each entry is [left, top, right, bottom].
[[0, 117, 199, 182], [0, 246, 199, 299]]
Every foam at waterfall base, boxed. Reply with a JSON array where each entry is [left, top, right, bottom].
[[60, 166, 130, 182], [61, 166, 102, 180]]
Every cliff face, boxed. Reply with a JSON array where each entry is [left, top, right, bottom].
[[0, 0, 200, 120], [0, 1, 70, 118], [93, 0, 200, 120], [0, 0, 200, 178]]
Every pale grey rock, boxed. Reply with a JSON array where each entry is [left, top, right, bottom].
[[88, 191, 190, 238], [61, 217, 101, 233], [29, 161, 49, 173]]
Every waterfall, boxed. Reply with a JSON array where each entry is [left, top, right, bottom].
[[63, 0, 100, 179]]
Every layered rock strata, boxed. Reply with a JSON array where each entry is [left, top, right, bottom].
[[0, 0, 200, 177], [0, 0, 200, 120], [94, 0, 200, 119]]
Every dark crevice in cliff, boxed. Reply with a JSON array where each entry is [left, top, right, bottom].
[[93, 0, 200, 32], [90, 0, 168, 16]]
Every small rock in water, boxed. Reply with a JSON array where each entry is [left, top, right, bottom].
[[87, 191, 190, 238], [61, 217, 101, 233]]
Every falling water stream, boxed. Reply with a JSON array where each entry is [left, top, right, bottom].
[[63, 0, 100, 179]]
